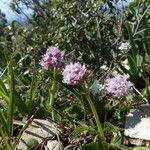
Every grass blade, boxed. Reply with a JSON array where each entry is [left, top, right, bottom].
[[0, 78, 9, 103], [0, 109, 9, 135], [0, 128, 10, 150], [126, 23, 138, 59], [7, 62, 15, 137]]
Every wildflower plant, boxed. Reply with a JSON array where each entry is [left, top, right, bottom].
[[62, 62, 107, 148], [40, 46, 64, 70], [106, 74, 133, 98], [62, 62, 91, 85], [40, 46, 65, 119], [0, 0, 150, 149], [118, 42, 131, 54]]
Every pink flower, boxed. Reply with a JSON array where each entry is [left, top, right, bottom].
[[62, 62, 91, 85], [40, 46, 64, 70], [106, 74, 133, 98]]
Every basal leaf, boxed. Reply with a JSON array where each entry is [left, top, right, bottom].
[[70, 123, 96, 139], [0, 78, 9, 103], [81, 142, 102, 150], [15, 91, 27, 116], [128, 55, 139, 78], [7, 62, 15, 137], [134, 147, 150, 150]]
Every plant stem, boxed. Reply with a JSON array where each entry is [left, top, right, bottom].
[[85, 92, 106, 148], [0, 128, 10, 150], [49, 69, 57, 120]]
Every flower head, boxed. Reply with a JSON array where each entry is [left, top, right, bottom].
[[100, 64, 108, 70], [62, 62, 91, 85], [118, 42, 131, 53], [106, 74, 133, 98], [40, 46, 64, 70]]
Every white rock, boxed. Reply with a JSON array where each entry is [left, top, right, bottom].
[[46, 140, 63, 150], [125, 106, 150, 141], [17, 119, 62, 150]]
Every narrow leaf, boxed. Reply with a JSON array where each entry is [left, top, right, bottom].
[[70, 124, 95, 139], [15, 91, 27, 116], [7, 62, 15, 137], [128, 55, 139, 77], [126, 23, 138, 59], [0, 109, 9, 134], [0, 78, 9, 103], [81, 142, 102, 150]]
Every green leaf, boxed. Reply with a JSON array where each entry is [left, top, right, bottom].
[[64, 104, 84, 119], [0, 78, 9, 103], [70, 123, 96, 139], [110, 136, 132, 150], [0, 144, 4, 150], [7, 62, 15, 137], [81, 142, 102, 150], [15, 91, 27, 116], [105, 122, 123, 134], [0, 109, 9, 135], [136, 54, 143, 67], [0, 79, 8, 96], [105, 122, 131, 150], [128, 55, 139, 77], [134, 147, 150, 150], [111, 143, 132, 150], [143, 15, 149, 54], [126, 23, 138, 59]]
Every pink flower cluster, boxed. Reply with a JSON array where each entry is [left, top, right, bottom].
[[62, 62, 91, 85], [106, 74, 133, 98], [40, 46, 64, 70]]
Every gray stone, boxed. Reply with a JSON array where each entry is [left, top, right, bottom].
[[125, 106, 150, 141], [17, 119, 63, 150], [46, 140, 63, 150]]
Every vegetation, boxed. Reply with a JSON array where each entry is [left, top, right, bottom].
[[0, 0, 149, 149]]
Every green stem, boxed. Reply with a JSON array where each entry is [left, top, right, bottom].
[[49, 69, 57, 120], [0, 128, 11, 150], [85, 92, 106, 147], [11, 122, 30, 150]]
